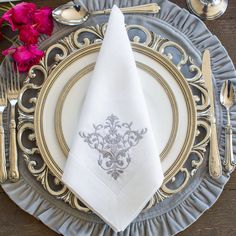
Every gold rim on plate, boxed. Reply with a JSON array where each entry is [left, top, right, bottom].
[[54, 61, 179, 162]]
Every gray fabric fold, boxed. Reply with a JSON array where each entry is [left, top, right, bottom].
[[1, 0, 236, 235]]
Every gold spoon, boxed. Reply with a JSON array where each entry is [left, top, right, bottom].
[[220, 80, 235, 173], [52, 3, 161, 26]]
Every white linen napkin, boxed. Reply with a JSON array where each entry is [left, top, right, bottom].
[[62, 5, 164, 232]]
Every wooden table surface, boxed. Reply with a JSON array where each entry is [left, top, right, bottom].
[[0, 0, 236, 235]]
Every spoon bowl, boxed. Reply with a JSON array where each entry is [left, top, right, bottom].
[[220, 80, 235, 110], [52, 3, 89, 26]]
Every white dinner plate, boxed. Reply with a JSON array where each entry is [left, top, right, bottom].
[[35, 43, 196, 182]]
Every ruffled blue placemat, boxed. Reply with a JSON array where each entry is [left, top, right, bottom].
[[1, 0, 236, 235]]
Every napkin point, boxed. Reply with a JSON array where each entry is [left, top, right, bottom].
[[110, 4, 124, 19]]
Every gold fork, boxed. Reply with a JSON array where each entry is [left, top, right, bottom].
[[0, 75, 7, 183], [6, 60, 20, 182]]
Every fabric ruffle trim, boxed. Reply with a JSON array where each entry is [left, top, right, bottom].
[[2, 0, 236, 235]]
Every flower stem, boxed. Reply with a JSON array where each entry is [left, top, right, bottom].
[[0, 7, 8, 12], [0, 5, 10, 11], [2, 34, 17, 45], [12, 35, 18, 41], [9, 2, 15, 8]]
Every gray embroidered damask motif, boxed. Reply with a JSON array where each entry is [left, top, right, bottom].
[[79, 114, 147, 180]]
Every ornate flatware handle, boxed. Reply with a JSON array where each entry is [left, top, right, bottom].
[[209, 121, 222, 179], [93, 3, 161, 15], [224, 125, 235, 172], [8, 116, 19, 182], [0, 125, 7, 183]]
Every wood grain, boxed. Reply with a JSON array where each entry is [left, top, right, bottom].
[[0, 0, 236, 235], [0, 191, 58, 236]]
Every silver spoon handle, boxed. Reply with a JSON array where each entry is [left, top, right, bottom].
[[92, 3, 161, 15], [224, 124, 235, 172]]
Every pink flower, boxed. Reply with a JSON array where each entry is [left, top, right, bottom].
[[2, 2, 36, 31], [19, 25, 39, 45], [3, 45, 44, 72], [33, 7, 53, 36]]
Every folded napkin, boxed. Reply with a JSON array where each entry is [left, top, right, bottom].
[[62, 5, 164, 232]]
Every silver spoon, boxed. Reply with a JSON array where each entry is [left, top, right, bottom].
[[220, 80, 235, 173], [52, 2, 161, 26]]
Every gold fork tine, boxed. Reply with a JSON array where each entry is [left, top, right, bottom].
[[11, 62, 20, 91], [6, 60, 10, 91], [9, 62, 14, 91], [12, 63, 17, 91], [0, 77, 3, 98], [0, 74, 8, 183], [0, 75, 6, 99], [16, 65, 20, 91], [6, 61, 10, 88]]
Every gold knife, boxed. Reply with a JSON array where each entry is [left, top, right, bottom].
[[202, 50, 222, 179]]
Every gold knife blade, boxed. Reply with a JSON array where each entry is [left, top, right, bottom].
[[202, 49, 222, 179]]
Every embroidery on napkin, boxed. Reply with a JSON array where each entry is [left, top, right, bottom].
[[79, 114, 147, 180]]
